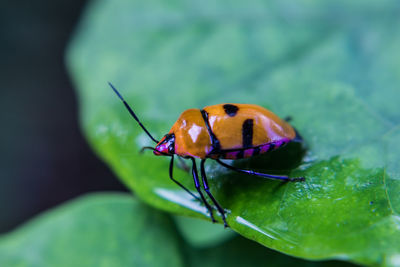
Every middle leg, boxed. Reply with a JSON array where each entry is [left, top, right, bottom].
[[190, 157, 216, 223], [200, 159, 228, 227]]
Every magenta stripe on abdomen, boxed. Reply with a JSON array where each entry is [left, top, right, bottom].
[[218, 138, 291, 160]]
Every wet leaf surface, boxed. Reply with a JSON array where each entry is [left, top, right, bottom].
[[67, 0, 400, 265]]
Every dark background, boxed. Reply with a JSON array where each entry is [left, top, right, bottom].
[[0, 0, 126, 234]]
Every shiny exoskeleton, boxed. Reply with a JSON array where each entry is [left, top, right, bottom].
[[110, 83, 304, 227]]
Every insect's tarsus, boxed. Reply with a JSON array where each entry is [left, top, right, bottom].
[[109, 82, 159, 144]]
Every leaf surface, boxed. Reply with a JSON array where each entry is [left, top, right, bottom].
[[0, 193, 355, 267], [67, 0, 400, 265], [0, 194, 184, 267]]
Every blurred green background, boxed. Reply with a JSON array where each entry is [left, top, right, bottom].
[[0, 0, 127, 233]]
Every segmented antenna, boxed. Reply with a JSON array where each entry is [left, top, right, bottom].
[[109, 82, 159, 144]]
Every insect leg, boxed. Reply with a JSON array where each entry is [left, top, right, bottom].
[[169, 155, 201, 202], [200, 159, 228, 228], [216, 159, 305, 182], [190, 157, 216, 223]]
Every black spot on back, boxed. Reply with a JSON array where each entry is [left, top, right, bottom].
[[242, 119, 253, 148], [223, 104, 239, 117]]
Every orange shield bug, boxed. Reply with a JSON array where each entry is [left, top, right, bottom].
[[110, 83, 304, 227]]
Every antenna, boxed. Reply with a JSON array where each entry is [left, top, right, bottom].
[[109, 82, 159, 144]]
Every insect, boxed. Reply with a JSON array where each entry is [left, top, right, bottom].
[[109, 83, 304, 227]]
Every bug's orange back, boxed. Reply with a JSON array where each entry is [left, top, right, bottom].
[[168, 104, 296, 159], [204, 104, 296, 150], [169, 109, 212, 158]]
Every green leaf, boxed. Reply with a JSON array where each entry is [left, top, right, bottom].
[[67, 0, 400, 266], [0, 193, 355, 267], [186, 234, 357, 267], [174, 215, 236, 247], [0, 193, 184, 267]]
